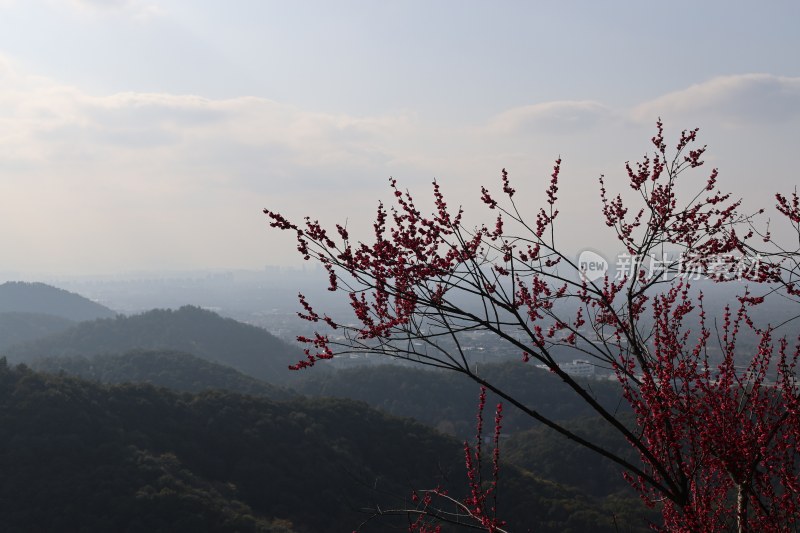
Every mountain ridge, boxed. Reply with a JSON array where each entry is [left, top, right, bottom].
[[31, 349, 294, 400], [5, 305, 303, 384], [0, 281, 116, 321]]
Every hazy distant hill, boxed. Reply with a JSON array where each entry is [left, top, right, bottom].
[[0, 312, 76, 351], [5, 306, 303, 384], [0, 281, 116, 321], [31, 349, 294, 400], [0, 362, 641, 533], [293, 362, 629, 437]]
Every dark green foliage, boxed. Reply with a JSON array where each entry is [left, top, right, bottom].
[[499, 469, 648, 533], [0, 281, 116, 321], [503, 417, 661, 528], [0, 311, 76, 351], [0, 361, 642, 532], [5, 306, 303, 384], [293, 363, 659, 530], [31, 349, 295, 400], [0, 362, 437, 532], [0, 309, 653, 531], [504, 416, 639, 497], [293, 362, 629, 437]]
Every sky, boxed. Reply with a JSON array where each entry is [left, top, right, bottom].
[[0, 0, 798, 276]]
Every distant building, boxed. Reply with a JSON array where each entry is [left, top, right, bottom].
[[536, 359, 596, 378], [560, 359, 596, 377]]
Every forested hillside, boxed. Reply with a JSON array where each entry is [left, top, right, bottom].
[[4, 306, 303, 384], [0, 284, 657, 530], [0, 282, 116, 321], [0, 361, 644, 532], [292, 363, 629, 437], [0, 312, 76, 351], [31, 350, 294, 400]]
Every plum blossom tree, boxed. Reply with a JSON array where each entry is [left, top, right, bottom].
[[264, 122, 800, 532]]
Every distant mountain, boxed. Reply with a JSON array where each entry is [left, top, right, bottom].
[[31, 349, 294, 400], [0, 362, 641, 532], [0, 312, 76, 351], [0, 281, 116, 321], [5, 306, 304, 384]]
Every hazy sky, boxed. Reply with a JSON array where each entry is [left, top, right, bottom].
[[0, 0, 798, 275]]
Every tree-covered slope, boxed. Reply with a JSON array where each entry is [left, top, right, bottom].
[[504, 415, 640, 498], [292, 362, 629, 436], [291, 362, 659, 526], [0, 361, 644, 532], [0, 312, 76, 351], [31, 349, 294, 400], [4, 306, 303, 384], [0, 281, 116, 321]]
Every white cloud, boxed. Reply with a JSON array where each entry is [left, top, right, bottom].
[[488, 100, 613, 135], [0, 57, 413, 184], [66, 0, 163, 19], [0, 55, 426, 274], [0, 54, 796, 273], [71, 0, 130, 7], [632, 74, 800, 125]]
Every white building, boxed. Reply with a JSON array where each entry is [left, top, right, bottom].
[[536, 359, 596, 378]]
